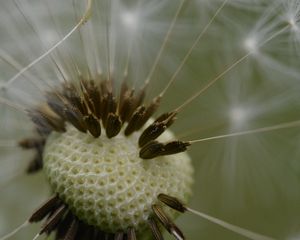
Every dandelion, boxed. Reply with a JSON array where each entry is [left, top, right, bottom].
[[0, 0, 300, 239]]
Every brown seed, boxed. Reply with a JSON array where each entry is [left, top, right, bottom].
[[138, 111, 177, 147], [26, 153, 43, 174], [29, 195, 61, 223], [152, 204, 185, 240], [88, 86, 102, 118], [124, 87, 146, 122], [63, 218, 79, 240], [80, 80, 100, 116], [139, 140, 164, 159], [125, 106, 146, 136], [55, 212, 73, 240], [157, 193, 187, 213], [61, 84, 88, 116], [138, 122, 167, 147], [148, 218, 164, 240], [84, 114, 101, 138], [101, 93, 117, 127], [118, 89, 135, 122], [43, 114, 65, 132], [114, 231, 124, 240], [46, 92, 66, 119], [40, 205, 67, 235], [127, 227, 137, 240], [75, 223, 93, 240], [106, 113, 122, 138], [64, 106, 87, 133], [133, 96, 161, 131], [18, 138, 45, 149], [30, 107, 66, 134], [160, 141, 190, 156]]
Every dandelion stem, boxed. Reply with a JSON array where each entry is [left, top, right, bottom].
[[175, 24, 290, 112], [189, 119, 300, 144], [145, 0, 187, 85], [0, 221, 29, 240], [186, 207, 275, 240], [2, 0, 93, 90], [160, 0, 229, 97]]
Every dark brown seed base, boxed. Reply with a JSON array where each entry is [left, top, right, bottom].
[[20, 78, 190, 173], [28, 193, 186, 240]]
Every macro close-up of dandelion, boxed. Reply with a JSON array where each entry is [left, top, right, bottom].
[[0, 0, 300, 239]]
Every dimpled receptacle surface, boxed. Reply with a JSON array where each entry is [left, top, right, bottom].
[[43, 124, 194, 233]]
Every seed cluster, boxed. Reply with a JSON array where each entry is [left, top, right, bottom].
[[26, 78, 189, 165], [18, 77, 194, 239], [27, 192, 190, 240]]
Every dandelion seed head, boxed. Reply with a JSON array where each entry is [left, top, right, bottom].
[[43, 124, 193, 233], [1, 0, 300, 239]]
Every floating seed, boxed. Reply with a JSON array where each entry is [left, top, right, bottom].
[[106, 113, 122, 138], [139, 141, 164, 159], [152, 204, 185, 240], [158, 193, 187, 213], [148, 218, 164, 240], [29, 195, 61, 223]]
